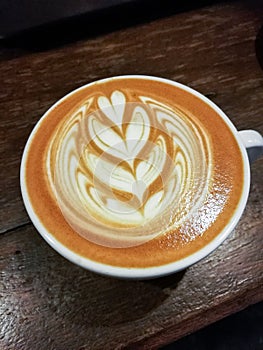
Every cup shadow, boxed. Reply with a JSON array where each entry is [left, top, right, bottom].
[[48, 263, 186, 327]]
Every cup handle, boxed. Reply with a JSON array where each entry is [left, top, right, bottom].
[[238, 130, 263, 163]]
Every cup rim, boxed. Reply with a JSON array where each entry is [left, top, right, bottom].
[[20, 75, 251, 279]]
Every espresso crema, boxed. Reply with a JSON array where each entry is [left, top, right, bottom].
[[24, 78, 244, 267]]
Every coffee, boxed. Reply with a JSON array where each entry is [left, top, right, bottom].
[[24, 77, 244, 267]]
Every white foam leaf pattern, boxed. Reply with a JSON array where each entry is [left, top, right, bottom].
[[136, 157, 151, 177], [104, 198, 144, 223], [49, 90, 213, 248], [98, 91, 126, 128], [85, 152, 135, 193], [125, 106, 150, 160], [89, 105, 150, 164], [135, 137, 166, 187], [88, 117, 128, 159], [144, 190, 164, 219]]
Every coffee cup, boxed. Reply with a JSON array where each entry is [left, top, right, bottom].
[[20, 76, 263, 278]]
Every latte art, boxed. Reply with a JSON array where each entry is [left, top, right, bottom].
[[23, 77, 244, 268], [47, 89, 213, 247]]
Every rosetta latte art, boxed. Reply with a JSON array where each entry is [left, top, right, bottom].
[[47, 90, 213, 247]]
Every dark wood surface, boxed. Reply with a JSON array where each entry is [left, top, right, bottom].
[[1, 1, 263, 349]]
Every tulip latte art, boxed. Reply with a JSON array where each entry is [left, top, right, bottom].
[[24, 78, 243, 267], [48, 90, 212, 247]]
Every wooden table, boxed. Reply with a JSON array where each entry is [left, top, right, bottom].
[[1, 1, 262, 349]]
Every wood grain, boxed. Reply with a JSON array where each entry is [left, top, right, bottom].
[[0, 1, 263, 349], [1, 1, 263, 232], [0, 168, 262, 349]]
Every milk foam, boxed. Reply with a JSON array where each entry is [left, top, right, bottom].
[[47, 90, 213, 247]]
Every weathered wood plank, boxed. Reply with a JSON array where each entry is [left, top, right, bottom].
[[0, 2, 262, 232], [0, 2, 263, 349], [0, 179, 262, 349]]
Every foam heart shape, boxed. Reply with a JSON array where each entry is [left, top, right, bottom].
[[98, 90, 126, 129], [88, 105, 150, 164]]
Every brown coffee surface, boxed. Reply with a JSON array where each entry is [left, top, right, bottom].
[[24, 77, 244, 267]]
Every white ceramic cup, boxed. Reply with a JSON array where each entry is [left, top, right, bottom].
[[20, 76, 263, 279]]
